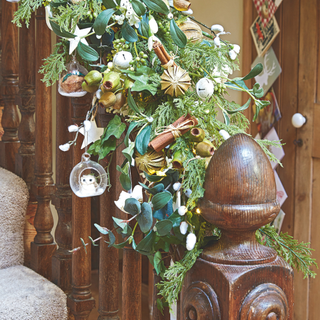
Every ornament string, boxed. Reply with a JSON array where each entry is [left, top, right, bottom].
[[155, 119, 195, 139]]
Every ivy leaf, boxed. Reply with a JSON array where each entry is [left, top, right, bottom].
[[170, 19, 187, 48], [135, 125, 151, 155], [112, 217, 127, 230], [98, 137, 116, 160], [131, 81, 158, 95], [132, 0, 146, 15], [93, 9, 115, 35], [50, 21, 76, 38], [122, 142, 135, 164], [137, 203, 153, 233], [124, 198, 141, 215], [142, 0, 169, 14], [242, 63, 263, 81], [152, 191, 172, 211], [136, 230, 156, 253], [125, 121, 138, 147], [122, 21, 138, 42], [103, 0, 118, 8], [155, 220, 173, 236], [127, 89, 141, 114], [154, 251, 162, 274], [102, 115, 126, 142], [77, 42, 99, 62], [226, 98, 251, 114]]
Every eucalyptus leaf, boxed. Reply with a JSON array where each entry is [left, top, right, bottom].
[[139, 182, 164, 195], [170, 19, 187, 48], [80, 238, 87, 254], [137, 203, 153, 233], [152, 191, 172, 211], [155, 220, 173, 236], [50, 21, 76, 38], [153, 198, 173, 220], [120, 172, 132, 191], [124, 198, 141, 215], [131, 0, 146, 15], [135, 125, 151, 155], [242, 63, 263, 81], [89, 236, 99, 246], [112, 217, 127, 230], [77, 42, 99, 62], [144, 171, 165, 182], [108, 231, 116, 247], [93, 9, 115, 35], [112, 238, 130, 249], [125, 121, 138, 147], [142, 0, 169, 14], [94, 223, 109, 235], [122, 21, 138, 42]]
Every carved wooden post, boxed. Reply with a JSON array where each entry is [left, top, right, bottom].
[[15, 13, 36, 186], [52, 90, 72, 293], [68, 95, 95, 320], [0, 0, 19, 171], [30, 7, 56, 280], [121, 166, 142, 320], [180, 134, 294, 319], [96, 110, 120, 320]]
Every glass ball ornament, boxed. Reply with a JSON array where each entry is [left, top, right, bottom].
[[58, 56, 88, 97], [70, 153, 108, 198]]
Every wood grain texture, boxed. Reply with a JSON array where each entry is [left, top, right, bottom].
[[96, 111, 120, 320], [181, 134, 293, 320], [0, 0, 19, 171], [30, 7, 56, 280], [52, 87, 73, 293], [68, 94, 95, 320], [293, 0, 318, 318]]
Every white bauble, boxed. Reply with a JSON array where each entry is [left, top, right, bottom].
[[196, 78, 214, 100], [113, 51, 133, 69]]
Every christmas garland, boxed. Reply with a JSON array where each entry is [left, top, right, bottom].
[[14, 0, 317, 310]]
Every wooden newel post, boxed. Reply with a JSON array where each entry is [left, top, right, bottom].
[[180, 134, 294, 320]]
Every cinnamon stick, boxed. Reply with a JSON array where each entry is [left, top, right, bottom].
[[149, 114, 198, 152], [153, 42, 168, 65]]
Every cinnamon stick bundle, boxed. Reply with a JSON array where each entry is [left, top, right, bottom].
[[149, 114, 198, 152], [153, 41, 176, 67]]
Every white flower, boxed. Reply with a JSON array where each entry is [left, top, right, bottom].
[[178, 206, 188, 216], [149, 16, 158, 34], [182, 9, 193, 15], [173, 182, 181, 191], [96, 34, 102, 40], [185, 189, 192, 198], [180, 221, 188, 235], [120, 0, 129, 7], [45, 5, 53, 31], [59, 143, 70, 152], [213, 36, 221, 48], [219, 129, 230, 140], [68, 125, 79, 133], [148, 35, 161, 51], [114, 185, 143, 212], [212, 64, 232, 84], [167, 13, 173, 19], [126, 4, 140, 28], [186, 233, 197, 251], [210, 24, 224, 33], [83, 120, 92, 132], [115, 14, 125, 25], [233, 44, 240, 54]]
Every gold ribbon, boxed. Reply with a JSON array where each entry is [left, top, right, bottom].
[[155, 119, 195, 139]]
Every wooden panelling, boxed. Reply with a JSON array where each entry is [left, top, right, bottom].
[[313, 105, 320, 159]]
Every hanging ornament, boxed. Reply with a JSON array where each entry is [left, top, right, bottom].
[[58, 56, 88, 97], [79, 119, 104, 149], [70, 152, 108, 198], [179, 20, 203, 43], [160, 65, 191, 97], [196, 78, 214, 100]]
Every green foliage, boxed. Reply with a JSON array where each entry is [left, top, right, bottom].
[[12, 0, 43, 27], [157, 248, 203, 310], [255, 139, 284, 167], [257, 225, 318, 278], [39, 41, 68, 86]]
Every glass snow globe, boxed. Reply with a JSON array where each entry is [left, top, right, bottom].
[[70, 153, 108, 198], [58, 56, 88, 97]]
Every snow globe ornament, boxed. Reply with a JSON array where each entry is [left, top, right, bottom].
[[70, 153, 108, 198], [58, 56, 88, 97]]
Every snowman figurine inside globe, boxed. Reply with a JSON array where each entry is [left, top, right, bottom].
[[70, 153, 108, 198]]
